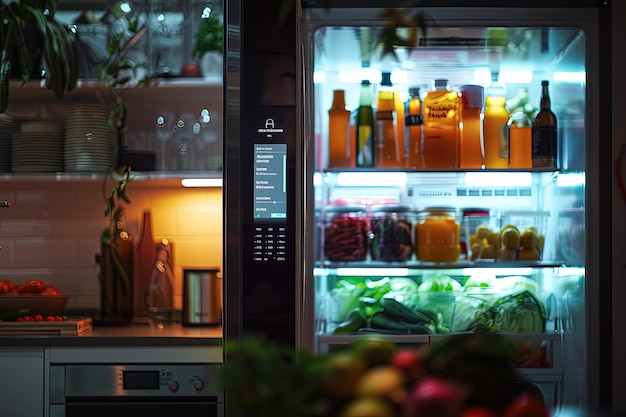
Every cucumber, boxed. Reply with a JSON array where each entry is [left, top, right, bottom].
[[0, 309, 30, 321], [381, 298, 436, 325]]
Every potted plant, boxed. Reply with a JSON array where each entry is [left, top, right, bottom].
[[191, 9, 223, 78], [0, 0, 78, 112]]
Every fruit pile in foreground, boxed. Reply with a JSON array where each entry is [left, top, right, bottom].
[[217, 333, 551, 417]]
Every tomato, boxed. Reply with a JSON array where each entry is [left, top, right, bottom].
[[0, 282, 10, 294], [24, 280, 46, 294], [181, 62, 201, 77], [40, 286, 60, 296], [14, 284, 27, 294], [0, 279, 15, 292]]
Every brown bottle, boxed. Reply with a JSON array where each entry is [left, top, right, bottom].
[[328, 90, 351, 169], [134, 210, 155, 321], [532, 80, 558, 169]]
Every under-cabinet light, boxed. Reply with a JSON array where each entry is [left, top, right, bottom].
[[464, 172, 532, 187], [556, 172, 585, 187], [181, 178, 223, 187], [337, 172, 407, 187]]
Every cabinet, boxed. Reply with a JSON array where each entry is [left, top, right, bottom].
[[2, 0, 224, 180], [0, 347, 45, 417]]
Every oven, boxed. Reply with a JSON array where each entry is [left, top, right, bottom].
[[49, 364, 222, 417]]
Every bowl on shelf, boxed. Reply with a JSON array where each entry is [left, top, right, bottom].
[[0, 295, 69, 317]]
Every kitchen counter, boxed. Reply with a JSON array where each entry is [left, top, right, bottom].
[[0, 322, 223, 347]]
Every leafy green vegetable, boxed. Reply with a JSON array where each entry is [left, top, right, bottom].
[[418, 274, 462, 293]]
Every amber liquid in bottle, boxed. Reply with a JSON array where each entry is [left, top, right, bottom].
[[483, 95, 510, 168], [459, 85, 484, 169], [376, 72, 401, 168], [532, 80, 558, 169], [328, 89, 351, 169], [423, 79, 461, 168], [405, 87, 424, 168], [508, 111, 533, 169]]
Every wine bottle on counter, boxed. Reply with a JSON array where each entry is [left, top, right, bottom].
[[133, 210, 155, 323]]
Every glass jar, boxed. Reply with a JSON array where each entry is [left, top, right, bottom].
[[370, 205, 414, 262], [323, 205, 369, 262], [463, 208, 500, 261], [415, 207, 461, 262]]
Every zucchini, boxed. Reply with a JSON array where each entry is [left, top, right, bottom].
[[381, 298, 436, 325]]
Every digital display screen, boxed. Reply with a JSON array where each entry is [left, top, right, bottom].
[[123, 370, 160, 390], [253, 143, 287, 220]]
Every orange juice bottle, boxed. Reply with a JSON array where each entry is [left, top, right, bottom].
[[483, 73, 509, 168], [459, 85, 484, 169], [375, 72, 401, 168], [328, 89, 351, 169], [423, 79, 461, 168], [405, 87, 424, 168]]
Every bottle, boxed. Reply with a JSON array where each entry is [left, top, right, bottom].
[[423, 79, 462, 168], [532, 80, 558, 169], [134, 210, 155, 321], [375, 72, 400, 168], [328, 89, 351, 169], [459, 85, 484, 169], [148, 242, 174, 327], [405, 87, 424, 168], [508, 111, 533, 169], [483, 72, 509, 168], [355, 80, 375, 167]]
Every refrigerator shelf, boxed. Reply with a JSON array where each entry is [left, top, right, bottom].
[[316, 260, 565, 270]]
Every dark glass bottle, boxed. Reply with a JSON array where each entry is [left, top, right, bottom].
[[532, 80, 558, 169], [355, 80, 375, 167]]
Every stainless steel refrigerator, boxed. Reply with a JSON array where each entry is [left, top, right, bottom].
[[224, 0, 615, 415]]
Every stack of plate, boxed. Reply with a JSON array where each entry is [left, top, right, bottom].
[[11, 131, 64, 173], [65, 104, 115, 172], [0, 115, 19, 172]]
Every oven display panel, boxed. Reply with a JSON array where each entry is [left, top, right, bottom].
[[122, 370, 160, 390]]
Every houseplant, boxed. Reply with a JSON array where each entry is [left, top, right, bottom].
[[0, 0, 78, 112], [191, 9, 223, 78]]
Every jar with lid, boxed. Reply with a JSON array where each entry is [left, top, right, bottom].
[[463, 208, 500, 261], [370, 205, 414, 262], [323, 205, 369, 262], [415, 207, 461, 263]]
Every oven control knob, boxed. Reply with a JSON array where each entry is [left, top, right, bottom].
[[194, 379, 205, 391], [169, 381, 179, 392]]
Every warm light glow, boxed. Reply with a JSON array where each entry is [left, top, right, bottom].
[[337, 172, 407, 187], [181, 178, 223, 187], [464, 172, 532, 187]]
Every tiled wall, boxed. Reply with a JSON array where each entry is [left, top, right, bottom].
[[0, 180, 222, 314]]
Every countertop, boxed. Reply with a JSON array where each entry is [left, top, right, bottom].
[[0, 322, 223, 347]]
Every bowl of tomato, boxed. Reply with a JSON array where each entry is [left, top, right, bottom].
[[0, 279, 68, 318]]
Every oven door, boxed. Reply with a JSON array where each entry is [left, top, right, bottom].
[[50, 365, 223, 417]]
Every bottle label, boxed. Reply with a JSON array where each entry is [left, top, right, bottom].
[[532, 126, 558, 168], [427, 103, 454, 119], [405, 115, 423, 126]]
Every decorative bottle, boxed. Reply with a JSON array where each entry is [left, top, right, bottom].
[[423, 79, 462, 168]]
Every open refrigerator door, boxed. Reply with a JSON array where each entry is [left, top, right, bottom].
[[301, 5, 605, 416]]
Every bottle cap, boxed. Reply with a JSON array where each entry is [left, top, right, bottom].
[[408, 87, 421, 97], [434, 79, 448, 88], [542, 80, 549, 86], [459, 85, 484, 109], [381, 72, 392, 87], [361, 80, 371, 85]]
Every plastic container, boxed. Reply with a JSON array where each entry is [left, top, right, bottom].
[[499, 210, 550, 261], [415, 207, 461, 263], [323, 205, 369, 262], [369, 205, 415, 262], [557, 207, 584, 265], [463, 208, 500, 261]]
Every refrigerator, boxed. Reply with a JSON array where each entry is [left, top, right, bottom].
[[224, 0, 616, 415]]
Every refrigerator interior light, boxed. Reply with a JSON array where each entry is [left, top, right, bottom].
[[499, 70, 533, 84], [336, 268, 410, 277], [337, 172, 407, 187], [181, 178, 223, 187], [337, 68, 381, 84], [553, 71, 586, 83], [464, 172, 532, 187], [556, 172, 585, 187], [462, 267, 534, 277], [313, 71, 326, 83]]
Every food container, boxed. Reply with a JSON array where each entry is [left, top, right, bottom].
[[499, 210, 550, 261], [463, 208, 500, 261], [323, 205, 369, 262], [415, 207, 461, 263], [369, 205, 415, 262], [557, 207, 584, 266], [0, 295, 69, 317]]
